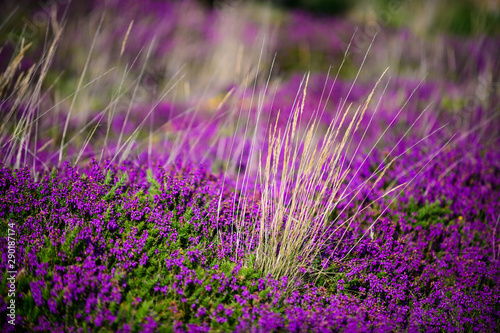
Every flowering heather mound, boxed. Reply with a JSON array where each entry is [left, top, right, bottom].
[[1, 136, 499, 332], [1, 0, 500, 332]]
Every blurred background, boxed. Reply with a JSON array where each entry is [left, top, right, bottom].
[[0, 0, 499, 168], [201, 0, 500, 36], [1, 0, 498, 120]]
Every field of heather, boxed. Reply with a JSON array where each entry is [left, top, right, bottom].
[[1, 0, 499, 332]]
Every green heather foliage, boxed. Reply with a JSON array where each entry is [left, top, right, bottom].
[[405, 197, 453, 228]]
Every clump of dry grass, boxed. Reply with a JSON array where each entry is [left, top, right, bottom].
[[250, 68, 391, 289]]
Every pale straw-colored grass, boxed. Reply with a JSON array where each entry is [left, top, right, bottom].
[[250, 67, 390, 287]]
